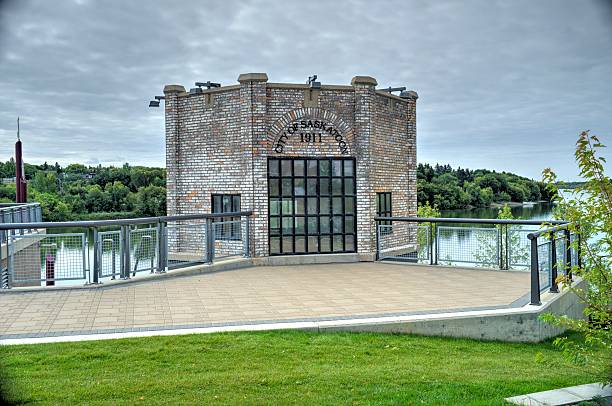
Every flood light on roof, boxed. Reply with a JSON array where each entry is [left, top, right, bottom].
[[148, 95, 165, 108], [195, 81, 221, 89], [307, 74, 321, 89], [382, 86, 406, 93]]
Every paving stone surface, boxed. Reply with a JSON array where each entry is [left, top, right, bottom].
[[0, 263, 531, 338]]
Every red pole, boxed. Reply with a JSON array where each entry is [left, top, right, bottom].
[[15, 117, 27, 203]]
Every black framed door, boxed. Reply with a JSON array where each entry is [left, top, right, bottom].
[[268, 157, 357, 255]]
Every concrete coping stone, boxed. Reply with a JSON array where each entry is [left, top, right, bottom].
[[237, 73, 269, 83], [268, 83, 354, 91], [375, 90, 411, 103], [505, 383, 612, 405], [163, 84, 186, 94], [351, 75, 378, 86], [403, 90, 419, 100]]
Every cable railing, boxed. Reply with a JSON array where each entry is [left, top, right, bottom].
[[0, 211, 252, 289], [375, 216, 578, 306]]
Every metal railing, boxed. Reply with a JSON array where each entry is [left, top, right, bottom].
[[0, 211, 252, 288], [527, 224, 580, 305], [375, 217, 578, 306], [0, 203, 42, 243]]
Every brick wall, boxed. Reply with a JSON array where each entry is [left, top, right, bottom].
[[164, 74, 417, 259]]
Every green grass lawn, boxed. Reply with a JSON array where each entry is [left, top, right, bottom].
[[0, 331, 595, 405]]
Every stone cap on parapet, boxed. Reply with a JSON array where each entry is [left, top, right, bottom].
[[237, 73, 269, 83], [351, 76, 378, 86], [163, 85, 186, 94]]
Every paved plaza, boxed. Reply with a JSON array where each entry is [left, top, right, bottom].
[[0, 262, 531, 339]]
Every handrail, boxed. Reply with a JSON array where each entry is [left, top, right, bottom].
[[0, 203, 40, 209], [374, 215, 576, 307], [0, 211, 253, 231], [527, 223, 572, 239], [374, 216, 568, 226]]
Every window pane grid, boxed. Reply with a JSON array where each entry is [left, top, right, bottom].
[[269, 157, 356, 255], [212, 193, 241, 240], [376, 192, 392, 226]]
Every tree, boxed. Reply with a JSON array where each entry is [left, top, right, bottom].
[[34, 192, 71, 222], [0, 183, 16, 201], [540, 130, 612, 384], [30, 172, 57, 194], [64, 163, 88, 174], [135, 185, 166, 217], [105, 181, 131, 212], [84, 184, 110, 212], [507, 182, 529, 202]]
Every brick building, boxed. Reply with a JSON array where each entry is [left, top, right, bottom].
[[163, 73, 417, 261]]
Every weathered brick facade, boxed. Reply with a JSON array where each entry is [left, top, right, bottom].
[[164, 73, 417, 260]]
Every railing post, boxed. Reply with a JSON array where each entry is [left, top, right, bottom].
[[529, 236, 541, 305], [428, 223, 434, 265], [92, 227, 100, 284], [498, 225, 503, 270], [549, 232, 559, 293], [564, 229, 572, 281], [7, 234, 13, 289], [120, 225, 131, 279], [119, 226, 125, 279], [157, 221, 167, 272], [205, 218, 214, 263], [434, 222, 439, 265], [504, 224, 510, 270], [243, 216, 250, 257], [126, 225, 132, 278], [82, 231, 89, 285], [375, 220, 380, 260]]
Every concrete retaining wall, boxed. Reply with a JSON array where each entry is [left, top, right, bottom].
[[318, 279, 587, 342]]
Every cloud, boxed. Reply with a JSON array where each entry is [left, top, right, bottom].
[[0, 0, 610, 180]]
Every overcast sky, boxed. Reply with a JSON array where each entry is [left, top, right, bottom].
[[0, 0, 611, 180]]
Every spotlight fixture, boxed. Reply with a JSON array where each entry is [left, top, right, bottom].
[[148, 95, 165, 108], [307, 75, 321, 89], [381, 86, 406, 93], [194, 81, 221, 89]]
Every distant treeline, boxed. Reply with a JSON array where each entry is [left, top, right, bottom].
[[0, 160, 165, 221], [1, 160, 556, 221], [417, 163, 553, 210], [556, 181, 585, 190]]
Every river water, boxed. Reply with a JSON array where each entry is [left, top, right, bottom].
[[441, 202, 555, 222]]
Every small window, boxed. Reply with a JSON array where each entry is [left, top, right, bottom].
[[212, 194, 241, 240], [377, 192, 392, 228]]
